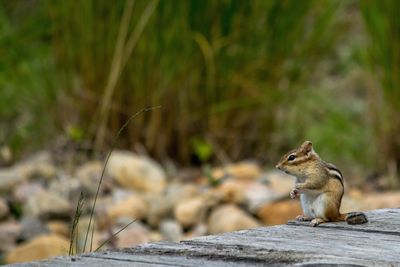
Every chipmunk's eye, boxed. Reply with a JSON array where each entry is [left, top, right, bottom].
[[288, 154, 296, 162]]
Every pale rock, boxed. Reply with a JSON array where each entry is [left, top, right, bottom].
[[244, 181, 284, 214], [0, 197, 9, 220], [185, 223, 208, 238], [75, 161, 107, 196], [145, 194, 170, 227], [262, 171, 296, 197], [24, 190, 71, 219], [19, 217, 49, 241], [0, 152, 55, 192], [115, 221, 150, 248], [107, 150, 166, 193], [0, 220, 21, 252], [14, 182, 45, 203], [166, 183, 200, 208], [0, 168, 25, 193], [174, 197, 207, 228], [106, 193, 147, 222], [146, 184, 200, 227], [208, 204, 261, 234], [15, 151, 57, 180], [211, 161, 263, 181], [5, 234, 69, 264], [257, 200, 302, 225], [159, 220, 183, 242], [47, 221, 70, 238], [215, 179, 248, 204], [48, 175, 82, 201], [149, 231, 164, 242]]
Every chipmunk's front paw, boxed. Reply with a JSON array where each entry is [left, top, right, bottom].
[[290, 188, 299, 199], [296, 215, 312, 221]]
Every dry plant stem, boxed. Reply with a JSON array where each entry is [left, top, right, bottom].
[[95, 0, 160, 150], [83, 106, 161, 253], [69, 192, 85, 256], [94, 219, 137, 252]]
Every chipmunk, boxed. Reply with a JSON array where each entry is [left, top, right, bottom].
[[275, 141, 368, 227]]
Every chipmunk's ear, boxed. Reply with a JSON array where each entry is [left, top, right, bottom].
[[300, 141, 313, 154]]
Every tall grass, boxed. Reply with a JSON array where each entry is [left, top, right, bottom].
[[45, 0, 343, 163], [360, 0, 400, 185], [0, 0, 385, 178]]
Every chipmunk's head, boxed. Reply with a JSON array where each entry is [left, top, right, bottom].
[[275, 141, 319, 177]]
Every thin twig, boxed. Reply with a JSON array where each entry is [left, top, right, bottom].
[[94, 219, 137, 252], [83, 106, 161, 252]]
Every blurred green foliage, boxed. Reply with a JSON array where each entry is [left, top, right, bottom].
[[0, 0, 399, 181]]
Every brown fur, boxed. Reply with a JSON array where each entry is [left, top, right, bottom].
[[276, 141, 368, 226]]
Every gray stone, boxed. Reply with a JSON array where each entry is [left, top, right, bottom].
[[159, 220, 183, 242], [19, 217, 49, 242], [24, 190, 71, 219]]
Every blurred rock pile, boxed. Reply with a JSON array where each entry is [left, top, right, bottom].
[[0, 150, 400, 264]]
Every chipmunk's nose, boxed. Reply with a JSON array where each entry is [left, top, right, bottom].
[[275, 164, 281, 170]]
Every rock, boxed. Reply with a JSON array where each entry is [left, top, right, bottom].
[[215, 179, 248, 204], [261, 171, 295, 197], [0, 220, 21, 252], [15, 151, 57, 181], [166, 183, 201, 208], [244, 181, 285, 214], [174, 197, 207, 228], [145, 184, 200, 227], [0, 168, 25, 193], [14, 182, 45, 203], [210, 161, 263, 182], [149, 231, 163, 242], [47, 221, 70, 238], [257, 200, 302, 225], [0, 197, 9, 220], [19, 217, 49, 242], [106, 193, 147, 222], [75, 161, 110, 196], [115, 221, 150, 248], [208, 204, 261, 234], [5, 234, 69, 264], [0, 151, 55, 192], [48, 175, 82, 202], [24, 190, 71, 219], [185, 223, 208, 238], [159, 220, 183, 242], [107, 150, 166, 193], [146, 194, 171, 227]]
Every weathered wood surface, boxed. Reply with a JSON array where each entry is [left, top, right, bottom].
[[11, 208, 400, 267]]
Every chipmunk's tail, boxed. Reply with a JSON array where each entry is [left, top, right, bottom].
[[339, 212, 368, 224]]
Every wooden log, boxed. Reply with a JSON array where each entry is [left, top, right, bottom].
[[10, 208, 400, 267]]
